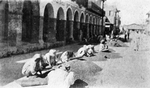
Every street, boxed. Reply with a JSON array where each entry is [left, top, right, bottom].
[[1, 33, 150, 88]]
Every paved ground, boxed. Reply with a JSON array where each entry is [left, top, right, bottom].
[[2, 32, 150, 88]]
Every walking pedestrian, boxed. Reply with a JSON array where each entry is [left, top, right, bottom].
[[133, 31, 140, 51]]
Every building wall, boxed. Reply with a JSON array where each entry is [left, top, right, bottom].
[[0, 0, 104, 46], [89, 0, 102, 8], [104, 4, 121, 36], [104, 4, 116, 24]]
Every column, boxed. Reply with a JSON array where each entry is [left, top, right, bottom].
[[86, 23, 89, 39], [39, 16, 44, 46], [76, 21, 80, 41], [8, 12, 22, 46], [47, 18, 57, 42], [32, 15, 40, 43], [69, 20, 74, 41]]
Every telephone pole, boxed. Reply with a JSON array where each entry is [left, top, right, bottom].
[[101, 0, 106, 37]]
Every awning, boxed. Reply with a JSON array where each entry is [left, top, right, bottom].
[[105, 22, 113, 25]]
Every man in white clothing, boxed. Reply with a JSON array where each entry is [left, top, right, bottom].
[[46, 64, 75, 88]]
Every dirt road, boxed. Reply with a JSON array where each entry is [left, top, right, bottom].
[[86, 33, 150, 88]]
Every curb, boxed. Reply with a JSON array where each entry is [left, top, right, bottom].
[[0, 41, 65, 59]]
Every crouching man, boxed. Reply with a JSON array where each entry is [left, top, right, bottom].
[[43, 49, 58, 68], [86, 45, 96, 57], [60, 51, 75, 63], [22, 54, 48, 77], [75, 45, 87, 57], [46, 64, 75, 88], [99, 39, 109, 52], [76, 45, 95, 57]]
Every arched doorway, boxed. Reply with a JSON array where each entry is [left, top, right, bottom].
[[73, 11, 79, 41], [43, 3, 54, 42], [79, 13, 84, 41], [66, 8, 73, 42], [56, 7, 65, 41], [0, 2, 8, 43], [22, 1, 33, 42]]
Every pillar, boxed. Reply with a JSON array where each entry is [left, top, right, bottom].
[[31, 15, 40, 43], [47, 18, 57, 42], [8, 12, 22, 46], [76, 21, 80, 41], [86, 23, 89, 39], [39, 16, 44, 46], [69, 21, 74, 40]]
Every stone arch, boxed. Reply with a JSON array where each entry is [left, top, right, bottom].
[[85, 14, 89, 23], [43, 3, 54, 42], [0, 1, 8, 44], [74, 10, 79, 21], [22, 0, 40, 42], [79, 13, 85, 41], [66, 8, 73, 42], [66, 7, 73, 20], [56, 7, 65, 41], [80, 13, 85, 23], [73, 10, 79, 41]]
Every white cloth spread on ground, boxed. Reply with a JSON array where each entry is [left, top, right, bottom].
[[46, 69, 75, 88]]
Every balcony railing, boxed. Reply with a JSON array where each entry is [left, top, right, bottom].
[[87, 1, 105, 16], [75, 0, 105, 16]]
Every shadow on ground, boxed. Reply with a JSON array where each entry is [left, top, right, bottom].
[[70, 79, 88, 88], [86, 48, 122, 62], [68, 60, 103, 84]]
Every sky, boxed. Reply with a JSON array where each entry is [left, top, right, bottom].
[[105, 0, 150, 25]]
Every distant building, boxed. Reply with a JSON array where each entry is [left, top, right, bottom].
[[123, 23, 145, 32], [104, 4, 121, 37]]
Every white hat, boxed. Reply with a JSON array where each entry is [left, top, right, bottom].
[[32, 54, 41, 60], [48, 49, 57, 55]]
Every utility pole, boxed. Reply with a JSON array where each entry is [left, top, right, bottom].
[[101, 0, 106, 37], [113, 9, 120, 38]]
